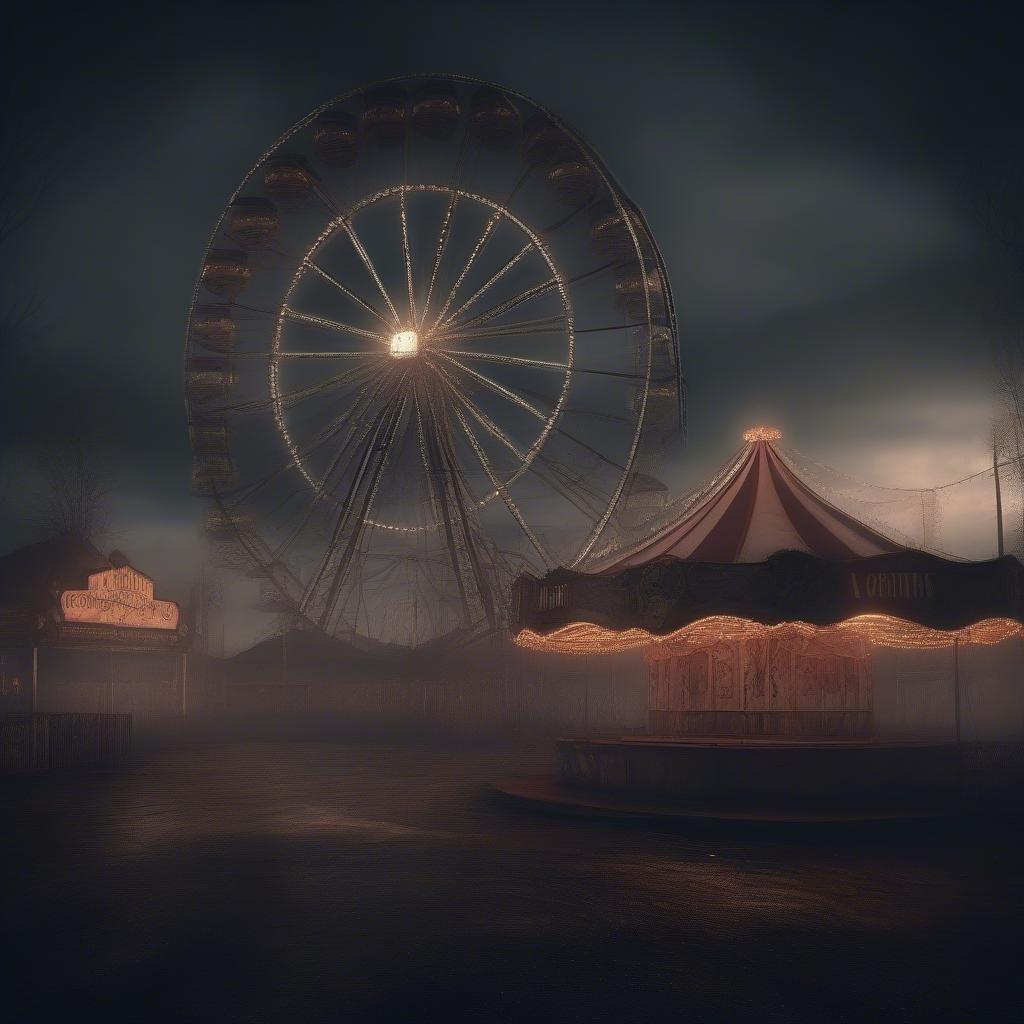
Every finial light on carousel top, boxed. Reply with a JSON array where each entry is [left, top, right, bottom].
[[743, 425, 782, 443]]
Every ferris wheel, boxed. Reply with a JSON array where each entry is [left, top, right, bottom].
[[185, 74, 682, 644]]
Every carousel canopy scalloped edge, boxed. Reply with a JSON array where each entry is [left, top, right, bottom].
[[514, 614, 1024, 658]]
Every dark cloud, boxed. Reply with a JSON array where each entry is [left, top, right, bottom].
[[1, 0, 1022, 633]]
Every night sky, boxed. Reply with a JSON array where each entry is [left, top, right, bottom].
[[2, 1, 1022, 629]]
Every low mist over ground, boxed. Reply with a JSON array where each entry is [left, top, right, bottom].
[[4, 734, 1022, 1021]]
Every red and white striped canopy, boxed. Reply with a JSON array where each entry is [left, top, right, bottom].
[[604, 431, 904, 571]]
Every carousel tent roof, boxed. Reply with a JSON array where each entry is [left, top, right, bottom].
[[602, 428, 903, 572]]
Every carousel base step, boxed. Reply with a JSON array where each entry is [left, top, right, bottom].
[[492, 774, 963, 825]]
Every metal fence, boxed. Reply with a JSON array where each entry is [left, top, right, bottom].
[[0, 713, 132, 773]]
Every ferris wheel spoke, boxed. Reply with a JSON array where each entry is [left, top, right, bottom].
[[223, 301, 276, 318], [424, 388, 497, 627], [260, 482, 308, 528], [301, 392, 404, 618], [231, 379, 381, 502], [303, 259, 396, 330], [433, 314, 567, 345], [539, 450, 611, 508], [527, 457, 605, 525], [419, 191, 460, 330], [317, 394, 409, 630], [455, 355, 627, 475], [438, 359, 606, 521], [450, 405, 554, 567], [427, 390, 483, 509], [440, 356, 606, 516], [457, 261, 613, 331], [230, 365, 389, 508], [428, 163, 536, 333], [308, 185, 400, 326], [424, 387, 498, 627], [278, 361, 384, 410], [576, 322, 648, 333], [432, 360, 528, 462], [276, 351, 386, 360], [314, 371, 405, 496], [550, 424, 626, 472], [334, 217, 403, 327], [540, 200, 591, 238], [418, 119, 473, 330], [429, 211, 503, 331], [208, 491, 305, 598], [561, 403, 634, 426], [437, 242, 533, 330], [430, 351, 548, 421], [282, 307, 389, 344], [431, 355, 603, 525], [437, 350, 569, 373], [436, 349, 651, 382], [274, 371, 402, 560], [412, 387, 448, 532], [452, 277, 558, 330], [414, 386, 473, 624], [399, 187, 417, 326], [279, 364, 396, 480], [428, 313, 569, 350]]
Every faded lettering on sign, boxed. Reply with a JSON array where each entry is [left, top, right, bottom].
[[60, 566, 179, 630]]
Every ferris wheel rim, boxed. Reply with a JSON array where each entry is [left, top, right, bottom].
[[185, 73, 682, 641]]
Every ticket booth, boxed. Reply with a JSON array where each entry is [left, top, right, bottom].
[[0, 536, 189, 718]]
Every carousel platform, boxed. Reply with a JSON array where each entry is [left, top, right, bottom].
[[494, 736, 972, 824]]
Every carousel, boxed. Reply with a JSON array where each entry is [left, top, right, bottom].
[[497, 427, 1024, 822]]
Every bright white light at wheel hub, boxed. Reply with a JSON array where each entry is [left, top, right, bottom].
[[390, 330, 419, 358]]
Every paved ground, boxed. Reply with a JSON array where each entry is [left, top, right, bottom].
[[2, 736, 1022, 1022]]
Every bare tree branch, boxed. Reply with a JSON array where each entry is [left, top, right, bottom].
[[27, 435, 113, 544]]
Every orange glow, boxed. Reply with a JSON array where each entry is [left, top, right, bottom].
[[514, 614, 1023, 657], [743, 426, 782, 443], [60, 566, 179, 631]]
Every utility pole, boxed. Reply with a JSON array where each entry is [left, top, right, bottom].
[[952, 638, 961, 744], [281, 620, 288, 687], [412, 562, 419, 648], [181, 652, 188, 720], [994, 437, 1005, 557]]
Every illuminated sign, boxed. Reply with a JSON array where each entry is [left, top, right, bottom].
[[60, 566, 179, 631]]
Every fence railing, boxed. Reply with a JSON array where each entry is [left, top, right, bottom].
[[0, 713, 132, 773]]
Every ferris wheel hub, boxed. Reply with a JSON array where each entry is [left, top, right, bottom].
[[390, 329, 419, 358]]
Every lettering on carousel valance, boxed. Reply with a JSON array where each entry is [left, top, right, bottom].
[[849, 572, 935, 601], [516, 550, 1024, 635]]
